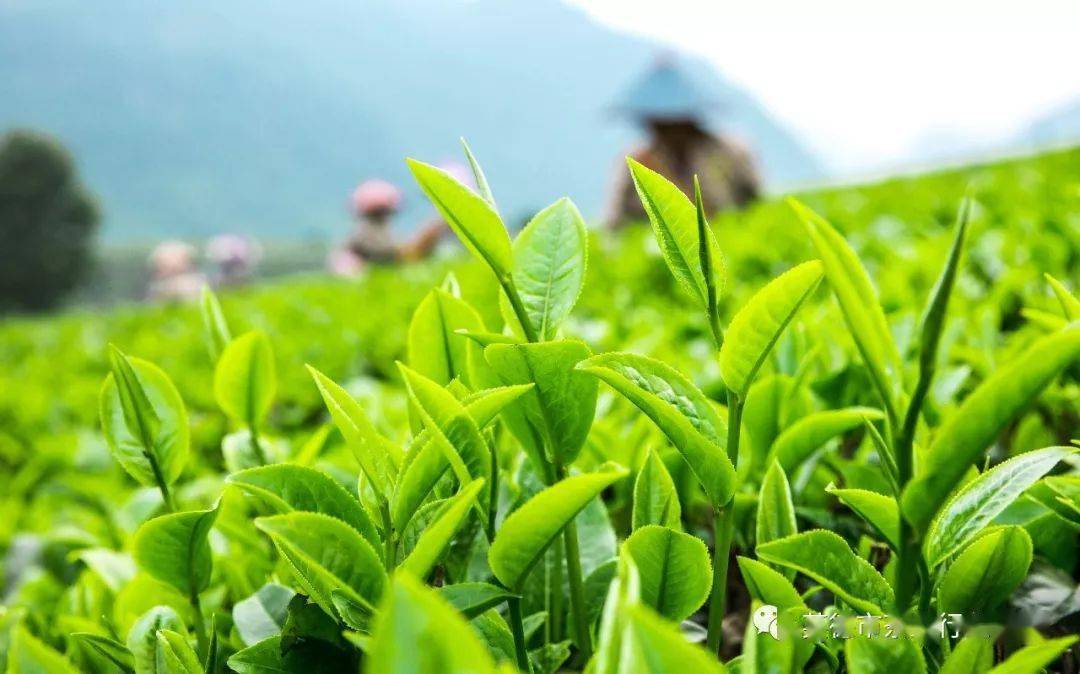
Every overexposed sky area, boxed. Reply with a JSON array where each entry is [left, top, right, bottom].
[[568, 0, 1080, 175]]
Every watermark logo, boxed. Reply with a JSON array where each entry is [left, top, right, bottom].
[[753, 604, 780, 640]]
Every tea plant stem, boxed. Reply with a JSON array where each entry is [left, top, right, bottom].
[[506, 595, 531, 672], [708, 391, 744, 655], [190, 590, 208, 659], [501, 277, 539, 342], [248, 425, 268, 465], [146, 452, 176, 513], [487, 438, 499, 541], [380, 502, 396, 571], [895, 361, 935, 616], [554, 461, 592, 658]]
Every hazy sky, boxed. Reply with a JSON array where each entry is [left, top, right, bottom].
[[569, 0, 1080, 175]]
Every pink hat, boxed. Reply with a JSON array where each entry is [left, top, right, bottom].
[[351, 179, 402, 216]]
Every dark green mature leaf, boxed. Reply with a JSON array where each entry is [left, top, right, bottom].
[[127, 606, 185, 674], [904, 325, 1080, 531], [845, 635, 925, 674], [626, 158, 724, 311], [408, 288, 484, 386], [72, 632, 136, 673], [632, 449, 681, 531], [512, 198, 588, 340], [133, 507, 218, 595], [938, 526, 1032, 616], [757, 461, 798, 553], [100, 351, 189, 488], [826, 486, 900, 550], [769, 407, 884, 474], [401, 479, 485, 580], [987, 636, 1078, 674], [757, 530, 894, 614], [622, 525, 711, 622], [623, 605, 729, 674], [255, 512, 387, 619], [718, 260, 823, 398], [199, 285, 231, 361], [228, 636, 352, 674], [368, 573, 498, 674], [232, 584, 296, 647], [923, 446, 1074, 567], [7, 626, 74, 673], [214, 331, 275, 429], [489, 467, 628, 590], [437, 583, 517, 620], [407, 158, 513, 280], [578, 352, 733, 505], [940, 632, 996, 674], [485, 340, 597, 466], [227, 464, 380, 551], [736, 557, 804, 610], [155, 630, 203, 674]]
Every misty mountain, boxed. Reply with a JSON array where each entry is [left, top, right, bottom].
[[0, 0, 823, 242]]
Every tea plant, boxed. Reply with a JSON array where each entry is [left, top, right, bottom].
[[1, 144, 1078, 674]]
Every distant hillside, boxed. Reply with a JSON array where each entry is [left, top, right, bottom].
[[0, 0, 822, 242]]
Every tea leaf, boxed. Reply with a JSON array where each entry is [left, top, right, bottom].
[[233, 584, 295, 647], [769, 407, 883, 474], [923, 446, 1073, 567], [199, 285, 231, 361], [8, 626, 75, 673], [988, 636, 1079, 674], [460, 138, 497, 208], [401, 479, 485, 579], [228, 636, 347, 673], [736, 556, 804, 610], [578, 352, 733, 506], [939, 632, 996, 674], [127, 606, 185, 674], [904, 325, 1080, 531], [826, 486, 900, 550], [594, 556, 641, 674], [938, 526, 1032, 616], [71, 632, 136, 673], [133, 506, 218, 596], [214, 331, 275, 429], [632, 449, 681, 531], [623, 604, 729, 674], [757, 461, 798, 553], [623, 525, 711, 622], [155, 629, 204, 674], [408, 288, 484, 386], [511, 198, 588, 340], [1045, 273, 1079, 320], [255, 512, 387, 619], [757, 530, 894, 614], [437, 583, 517, 620], [718, 260, 823, 398], [489, 467, 627, 590], [845, 634, 925, 674]]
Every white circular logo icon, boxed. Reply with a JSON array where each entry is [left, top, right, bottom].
[[752, 604, 780, 640]]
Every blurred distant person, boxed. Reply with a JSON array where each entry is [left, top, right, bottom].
[[206, 233, 260, 287], [147, 240, 205, 301], [605, 56, 761, 229]]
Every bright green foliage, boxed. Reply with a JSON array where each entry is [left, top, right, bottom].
[[232, 584, 295, 647], [940, 633, 996, 674], [401, 479, 485, 579], [756, 461, 798, 552], [1044, 273, 1079, 319], [214, 331, 275, 429], [199, 286, 231, 361], [71, 632, 136, 672], [408, 287, 484, 386], [622, 525, 711, 622], [987, 637, 1079, 674], [937, 526, 1032, 616], [127, 606, 185, 673], [632, 449, 681, 531], [6, 626, 74, 673], [133, 506, 218, 595], [155, 629, 204, 674], [736, 557, 804, 610], [622, 605, 729, 674], [826, 486, 900, 549], [438, 583, 517, 619], [769, 407, 884, 474], [845, 636, 925, 674]]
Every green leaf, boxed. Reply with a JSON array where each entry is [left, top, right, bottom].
[[938, 526, 1032, 616], [594, 557, 642, 674], [484, 340, 597, 466], [408, 288, 485, 387], [368, 573, 498, 674], [577, 352, 734, 506], [623, 605, 729, 674], [255, 512, 387, 619], [7, 627, 75, 674], [489, 467, 628, 590], [826, 486, 900, 550], [100, 351, 189, 488], [626, 158, 724, 310], [622, 525, 711, 623], [155, 630, 204, 674], [460, 138, 497, 208], [736, 556, 804, 610], [988, 636, 1078, 674], [232, 584, 296, 647], [72, 632, 136, 673], [127, 606, 184, 674], [213, 331, 275, 430], [133, 507, 218, 596], [940, 632, 996, 674], [75, 548, 137, 593], [718, 260, 823, 398], [923, 446, 1074, 567], [769, 407, 884, 474], [790, 199, 903, 416], [437, 583, 517, 620], [1045, 273, 1079, 320], [199, 286, 231, 361], [511, 198, 588, 340], [632, 449, 681, 531], [845, 635, 925, 674], [407, 157, 513, 279], [694, 176, 723, 344], [227, 464, 380, 552], [904, 325, 1080, 531], [912, 198, 970, 381], [756, 530, 894, 614], [756, 461, 798, 553], [401, 479, 485, 580], [227, 636, 351, 674]]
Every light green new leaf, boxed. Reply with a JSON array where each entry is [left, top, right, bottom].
[[790, 199, 903, 415], [255, 512, 387, 619], [577, 352, 733, 505], [155, 630, 203, 674], [8, 626, 76, 673], [401, 479, 485, 579], [227, 464, 380, 552], [489, 467, 628, 590], [1045, 273, 1079, 320], [988, 637, 1078, 674], [770, 407, 884, 474], [199, 286, 231, 361], [756, 530, 894, 614], [757, 461, 798, 553], [744, 604, 814, 674], [940, 632, 996, 674], [408, 288, 484, 386], [76, 548, 137, 593], [736, 556, 804, 610], [632, 449, 681, 531], [826, 486, 900, 550], [485, 340, 597, 465], [460, 138, 497, 208], [369, 573, 498, 674], [904, 324, 1080, 531], [72, 632, 136, 673], [232, 584, 295, 647], [627, 158, 725, 310], [938, 526, 1032, 616], [127, 606, 184, 674], [407, 157, 513, 279], [437, 583, 517, 620], [718, 261, 823, 398], [512, 198, 588, 340], [214, 331, 275, 429], [100, 350, 189, 487], [622, 525, 711, 622], [133, 506, 218, 595], [623, 605, 729, 674], [845, 635, 925, 674], [594, 556, 641, 674], [923, 446, 1074, 567]]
